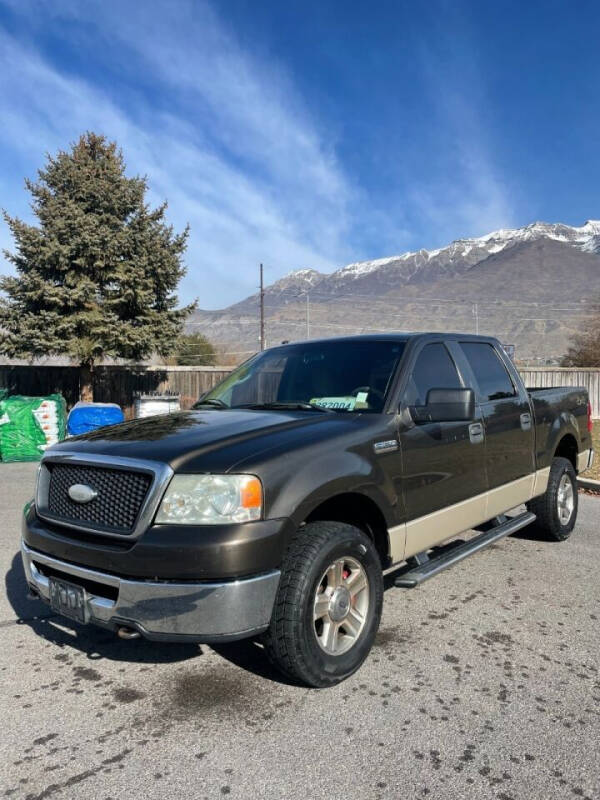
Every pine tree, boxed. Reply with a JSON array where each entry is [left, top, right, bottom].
[[0, 132, 195, 399], [173, 332, 217, 366]]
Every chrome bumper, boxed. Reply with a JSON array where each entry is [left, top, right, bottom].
[[21, 541, 280, 642]]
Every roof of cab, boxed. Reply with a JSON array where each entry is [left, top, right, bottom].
[[272, 331, 499, 347]]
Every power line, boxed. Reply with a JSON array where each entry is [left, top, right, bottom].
[[192, 288, 593, 310], [186, 301, 593, 329], [257, 287, 593, 307], [185, 291, 595, 356]]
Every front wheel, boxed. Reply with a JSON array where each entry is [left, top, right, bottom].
[[262, 521, 383, 687], [527, 456, 578, 541]]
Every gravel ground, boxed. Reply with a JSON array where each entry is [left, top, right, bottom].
[[1, 462, 599, 800]]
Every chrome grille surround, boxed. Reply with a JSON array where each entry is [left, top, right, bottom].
[[35, 451, 174, 540]]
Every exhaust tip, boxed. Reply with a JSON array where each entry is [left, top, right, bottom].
[[117, 626, 141, 640]]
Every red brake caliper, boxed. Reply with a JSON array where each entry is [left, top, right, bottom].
[[342, 567, 353, 606]]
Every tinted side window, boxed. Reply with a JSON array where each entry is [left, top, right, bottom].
[[404, 343, 462, 406], [460, 343, 516, 402]]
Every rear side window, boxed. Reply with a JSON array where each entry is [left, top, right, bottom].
[[460, 342, 516, 402], [404, 343, 462, 406]]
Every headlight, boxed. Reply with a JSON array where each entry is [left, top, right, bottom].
[[155, 474, 262, 525]]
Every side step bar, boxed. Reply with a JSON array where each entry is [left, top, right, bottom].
[[394, 511, 536, 588]]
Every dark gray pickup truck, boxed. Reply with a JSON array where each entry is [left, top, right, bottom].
[[22, 333, 594, 686]]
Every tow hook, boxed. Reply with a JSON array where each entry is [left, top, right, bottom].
[[117, 626, 141, 640]]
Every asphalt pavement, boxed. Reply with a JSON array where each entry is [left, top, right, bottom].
[[1, 462, 599, 800]]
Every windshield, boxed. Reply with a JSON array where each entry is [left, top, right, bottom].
[[197, 339, 406, 413]]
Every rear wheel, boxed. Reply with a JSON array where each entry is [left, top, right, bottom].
[[262, 521, 383, 687], [527, 456, 578, 541]]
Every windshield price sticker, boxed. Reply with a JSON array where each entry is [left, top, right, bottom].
[[311, 396, 357, 410]]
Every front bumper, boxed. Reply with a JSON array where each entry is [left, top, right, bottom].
[[21, 541, 280, 643]]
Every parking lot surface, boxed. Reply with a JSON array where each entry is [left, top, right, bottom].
[[1, 462, 599, 800]]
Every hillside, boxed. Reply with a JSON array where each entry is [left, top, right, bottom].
[[188, 220, 600, 363]]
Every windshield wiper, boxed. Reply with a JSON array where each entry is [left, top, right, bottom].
[[234, 402, 334, 413], [193, 398, 229, 409]]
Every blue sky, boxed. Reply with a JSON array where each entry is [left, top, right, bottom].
[[0, 0, 598, 308]]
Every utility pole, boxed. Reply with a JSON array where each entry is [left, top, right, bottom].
[[472, 302, 479, 335], [306, 292, 310, 339], [259, 263, 265, 351]]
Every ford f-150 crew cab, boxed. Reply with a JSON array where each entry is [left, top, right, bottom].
[[22, 333, 594, 686]]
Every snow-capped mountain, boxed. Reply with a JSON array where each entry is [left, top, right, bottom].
[[260, 220, 600, 302], [189, 220, 600, 362]]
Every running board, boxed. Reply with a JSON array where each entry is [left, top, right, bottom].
[[394, 511, 536, 588]]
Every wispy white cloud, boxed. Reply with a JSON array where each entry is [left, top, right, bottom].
[[409, 121, 515, 243], [0, 1, 362, 307], [0, 0, 517, 309], [407, 14, 516, 243]]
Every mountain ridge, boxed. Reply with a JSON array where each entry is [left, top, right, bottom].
[[219, 219, 600, 311], [189, 220, 600, 362]]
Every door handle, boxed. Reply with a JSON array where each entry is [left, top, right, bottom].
[[469, 422, 484, 444], [520, 413, 532, 431]]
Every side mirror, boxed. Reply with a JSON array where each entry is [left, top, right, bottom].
[[410, 387, 475, 423]]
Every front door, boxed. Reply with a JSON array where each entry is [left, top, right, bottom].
[[397, 341, 488, 560]]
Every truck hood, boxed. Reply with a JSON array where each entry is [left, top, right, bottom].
[[50, 409, 355, 471]]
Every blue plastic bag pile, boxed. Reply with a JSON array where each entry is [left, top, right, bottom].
[[67, 402, 125, 436]]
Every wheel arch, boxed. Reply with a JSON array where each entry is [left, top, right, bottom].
[[303, 492, 390, 568], [537, 410, 582, 471], [553, 432, 578, 471]]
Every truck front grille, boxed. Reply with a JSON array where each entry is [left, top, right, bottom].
[[46, 463, 152, 534]]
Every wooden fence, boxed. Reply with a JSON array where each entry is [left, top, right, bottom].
[[93, 366, 231, 416], [0, 365, 231, 419], [0, 365, 81, 408], [519, 368, 600, 419], [1, 364, 599, 418]]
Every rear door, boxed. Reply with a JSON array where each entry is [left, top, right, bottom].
[[456, 341, 535, 515], [398, 341, 488, 558]]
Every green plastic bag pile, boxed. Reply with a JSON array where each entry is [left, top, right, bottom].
[[0, 394, 67, 462]]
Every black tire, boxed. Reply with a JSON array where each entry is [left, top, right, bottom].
[[527, 457, 578, 541], [262, 521, 383, 688]]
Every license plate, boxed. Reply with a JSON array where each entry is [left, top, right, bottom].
[[48, 577, 87, 623]]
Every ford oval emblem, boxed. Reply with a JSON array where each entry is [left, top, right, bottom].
[[68, 483, 98, 504]]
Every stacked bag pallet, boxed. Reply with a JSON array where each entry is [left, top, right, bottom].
[[0, 393, 67, 462]]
